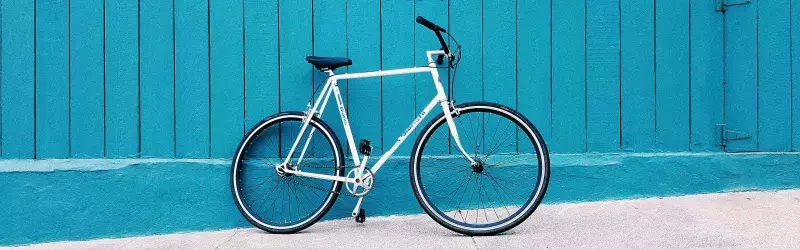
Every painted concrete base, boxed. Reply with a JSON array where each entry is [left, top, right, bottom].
[[1, 152, 799, 246]]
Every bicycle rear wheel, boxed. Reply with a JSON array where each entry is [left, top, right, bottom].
[[410, 102, 550, 236], [231, 112, 345, 233]]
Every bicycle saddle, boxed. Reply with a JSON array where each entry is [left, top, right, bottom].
[[306, 56, 352, 71]]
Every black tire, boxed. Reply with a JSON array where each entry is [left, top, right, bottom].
[[409, 102, 550, 236], [231, 112, 345, 233]]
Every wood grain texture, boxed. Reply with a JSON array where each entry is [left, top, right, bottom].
[[620, 0, 655, 152], [689, 0, 724, 152], [139, 0, 175, 157], [724, 0, 759, 152], [0, 0, 797, 159], [757, 0, 792, 151], [551, 0, 586, 153], [1, 0, 35, 158], [586, 0, 621, 152], [35, 0, 70, 158], [175, 0, 210, 158], [209, 0, 244, 158], [69, 0, 105, 157], [105, 0, 140, 158], [655, 0, 690, 151]]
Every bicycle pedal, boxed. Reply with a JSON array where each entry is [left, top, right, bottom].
[[355, 209, 366, 223], [358, 139, 372, 156]]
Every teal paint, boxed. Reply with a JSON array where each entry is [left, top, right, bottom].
[[620, 0, 655, 152], [516, 0, 551, 142], [210, 0, 244, 158], [105, 0, 140, 158], [414, 0, 448, 154], [757, 0, 792, 151], [586, 0, 621, 152], [347, 0, 382, 154], [689, 1, 724, 152], [794, 0, 800, 151], [175, 0, 211, 158], [551, 0, 586, 153], [1, 0, 35, 158], [655, 0, 690, 151], [278, 0, 312, 112], [69, 0, 105, 158], [244, 0, 279, 130], [724, 0, 759, 152], [312, 0, 347, 155], [483, 0, 517, 154], [0, 0, 798, 157], [3, 152, 800, 246], [380, 0, 415, 155], [34, 0, 70, 158], [139, 0, 175, 157]]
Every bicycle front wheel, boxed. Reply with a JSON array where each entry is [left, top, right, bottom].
[[410, 102, 550, 236]]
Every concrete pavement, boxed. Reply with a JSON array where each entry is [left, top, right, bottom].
[[6, 189, 800, 249]]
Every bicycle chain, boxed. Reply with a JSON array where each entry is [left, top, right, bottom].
[[281, 165, 368, 197]]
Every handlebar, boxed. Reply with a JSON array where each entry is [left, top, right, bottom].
[[416, 16, 450, 64], [416, 16, 446, 32]]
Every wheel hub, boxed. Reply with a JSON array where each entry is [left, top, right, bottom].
[[471, 160, 485, 173], [276, 164, 297, 177]]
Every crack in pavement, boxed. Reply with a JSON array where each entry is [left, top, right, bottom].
[[214, 230, 239, 249]]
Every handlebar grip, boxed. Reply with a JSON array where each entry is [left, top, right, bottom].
[[416, 16, 446, 32]]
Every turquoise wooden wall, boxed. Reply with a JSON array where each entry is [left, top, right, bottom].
[[0, 0, 798, 159]]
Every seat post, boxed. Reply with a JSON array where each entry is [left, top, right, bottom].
[[326, 70, 335, 76]]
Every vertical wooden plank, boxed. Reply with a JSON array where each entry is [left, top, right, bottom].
[[483, 0, 516, 109], [620, 0, 654, 152], [139, 0, 175, 157], [278, 0, 312, 157], [551, 0, 586, 153], [449, 0, 483, 156], [279, 0, 312, 112], [69, 0, 104, 157], [312, 0, 347, 156], [244, 0, 278, 129], [414, 0, 447, 153], [482, 0, 517, 154], [517, 0, 550, 142], [689, 0, 724, 151], [347, 0, 382, 153], [724, 0, 758, 152], [381, 0, 415, 155], [793, 0, 800, 151], [757, 0, 792, 151], [175, 0, 210, 158], [1, 0, 35, 158], [586, 0, 621, 152], [209, 0, 244, 158], [105, 0, 139, 158], [655, 0, 689, 151], [35, 0, 69, 158]]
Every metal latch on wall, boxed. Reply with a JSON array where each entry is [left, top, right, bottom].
[[716, 0, 750, 11], [715, 124, 751, 147]]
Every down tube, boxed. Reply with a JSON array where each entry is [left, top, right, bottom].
[[370, 97, 442, 174]]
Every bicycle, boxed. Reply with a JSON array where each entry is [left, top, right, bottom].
[[231, 16, 550, 236]]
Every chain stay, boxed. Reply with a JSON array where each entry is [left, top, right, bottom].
[[283, 165, 371, 197]]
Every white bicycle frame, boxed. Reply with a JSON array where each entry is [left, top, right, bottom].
[[278, 50, 476, 216]]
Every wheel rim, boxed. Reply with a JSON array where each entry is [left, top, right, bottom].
[[233, 115, 342, 230], [413, 105, 547, 231]]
